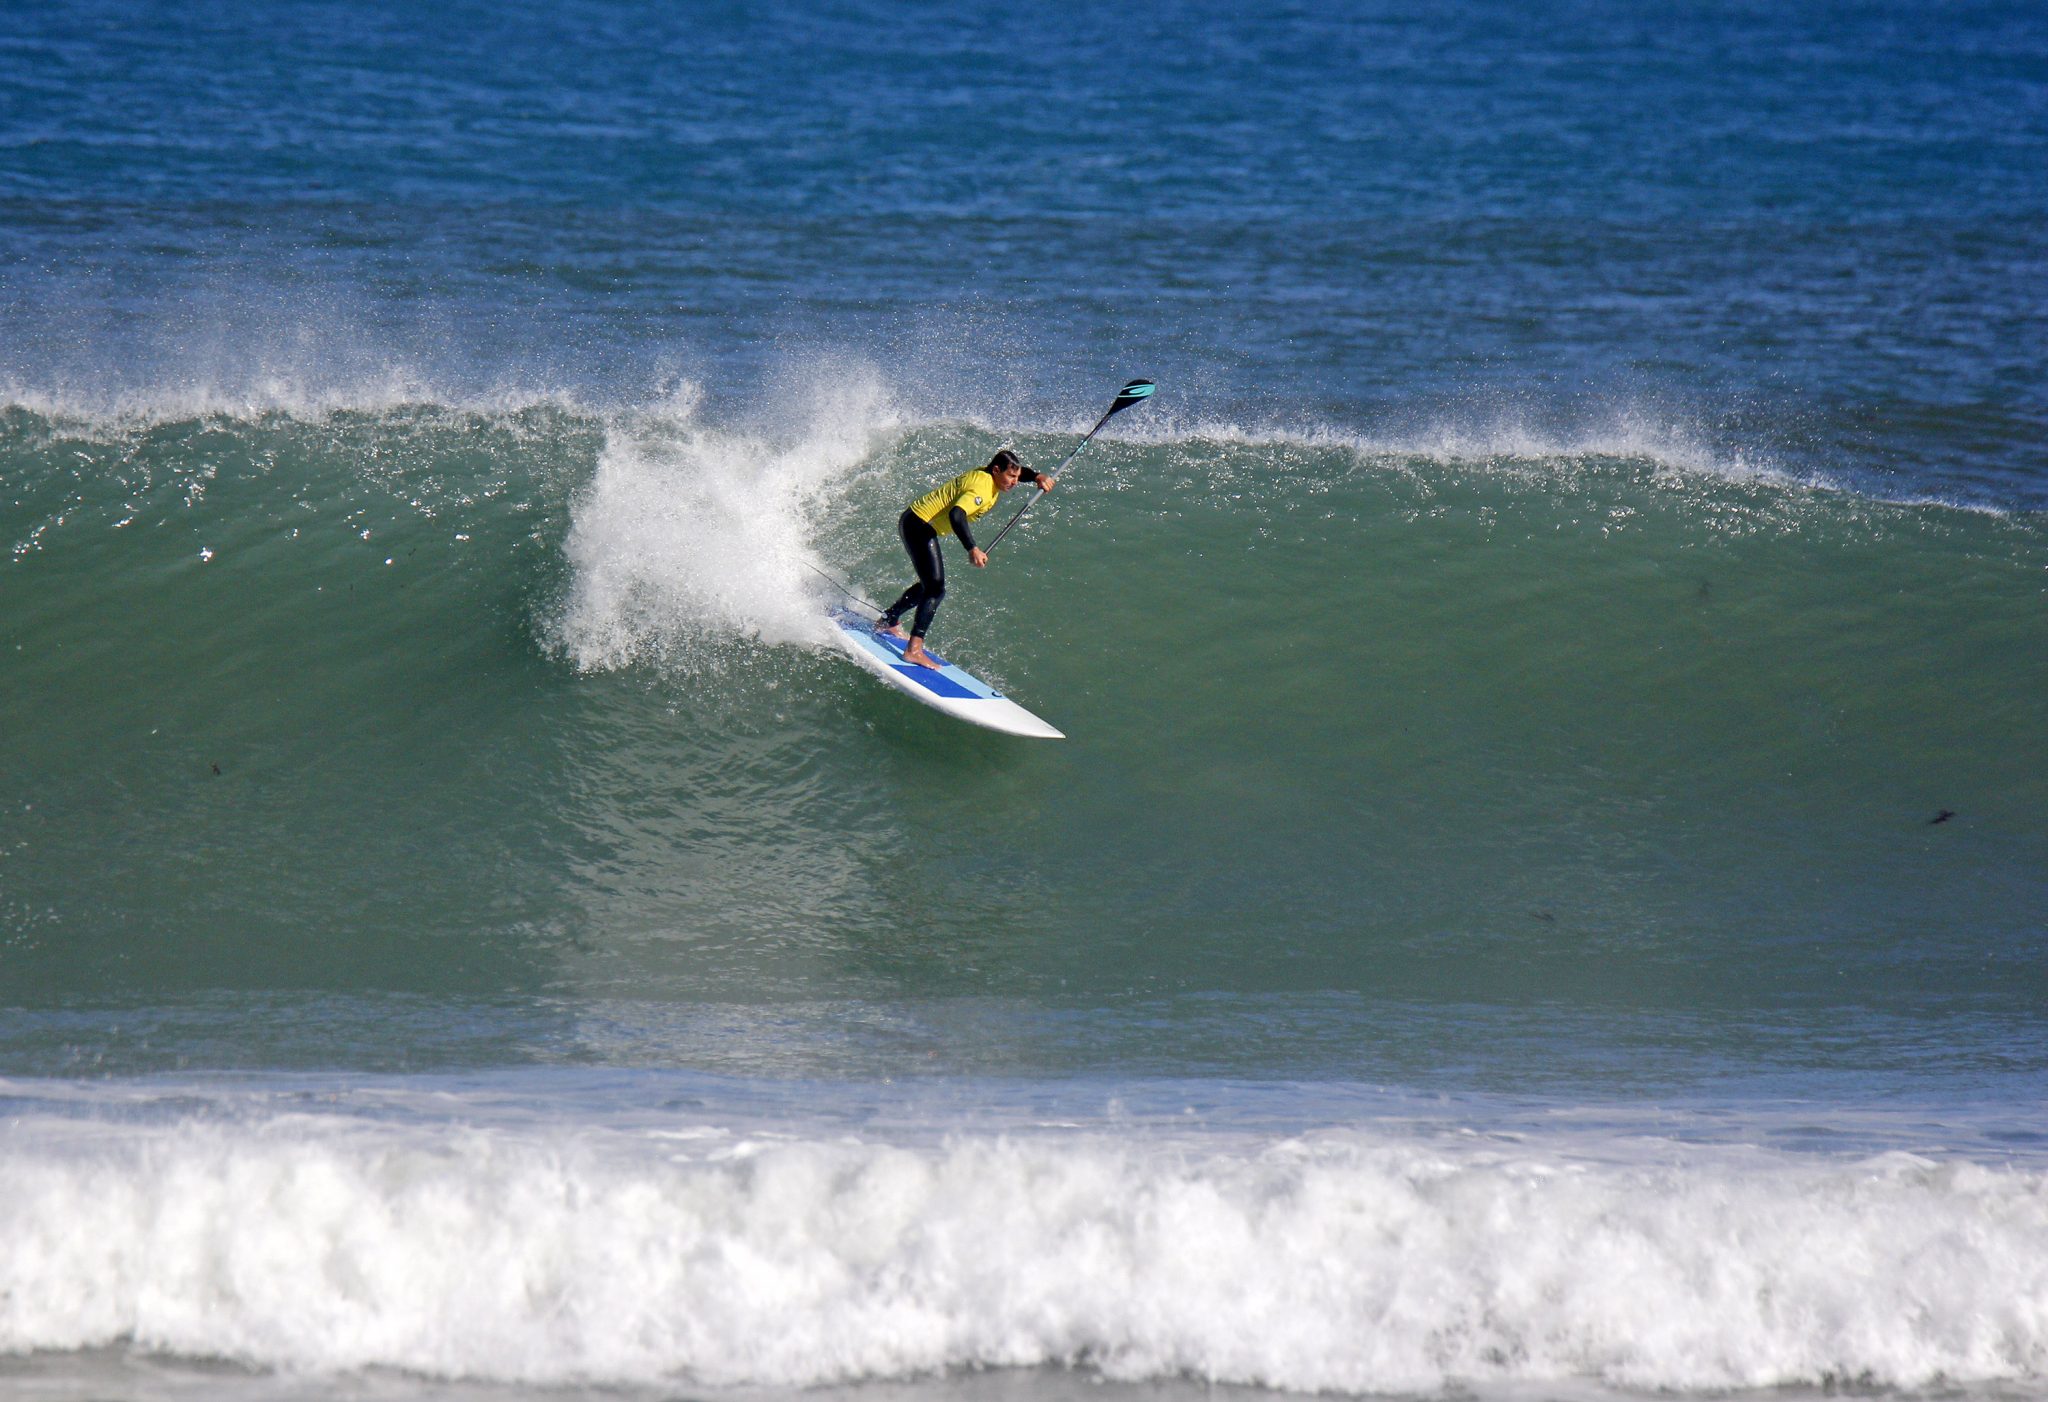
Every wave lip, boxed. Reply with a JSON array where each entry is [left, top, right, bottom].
[[0, 372, 601, 435], [3, 1109, 2044, 1394]]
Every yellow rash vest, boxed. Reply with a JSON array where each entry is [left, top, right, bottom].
[[907, 469, 1000, 536]]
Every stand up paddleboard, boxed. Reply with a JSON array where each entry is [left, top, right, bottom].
[[827, 607, 1063, 739]]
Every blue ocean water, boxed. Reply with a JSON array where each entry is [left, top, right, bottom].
[[3, 1, 2046, 1398]]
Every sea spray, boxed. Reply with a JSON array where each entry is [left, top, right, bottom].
[[550, 370, 906, 671]]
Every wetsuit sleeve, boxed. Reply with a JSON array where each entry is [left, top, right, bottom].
[[1018, 467, 1041, 484], [949, 505, 979, 553]]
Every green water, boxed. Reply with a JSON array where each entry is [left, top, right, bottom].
[[4, 406, 2042, 1037]]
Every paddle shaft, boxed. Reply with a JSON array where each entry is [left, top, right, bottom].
[[982, 403, 1122, 554]]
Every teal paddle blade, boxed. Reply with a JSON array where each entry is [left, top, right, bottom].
[[1108, 380, 1155, 415]]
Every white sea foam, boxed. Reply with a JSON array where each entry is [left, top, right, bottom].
[[1, 1094, 2043, 1394]]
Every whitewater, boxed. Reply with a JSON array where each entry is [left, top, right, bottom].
[[2, 1076, 2044, 1396]]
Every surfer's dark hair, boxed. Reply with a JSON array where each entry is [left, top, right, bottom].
[[988, 449, 1023, 472]]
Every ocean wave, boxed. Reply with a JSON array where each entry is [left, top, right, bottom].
[[6, 364, 2039, 730], [0, 368, 1814, 491], [8, 353, 2015, 529], [2, 1098, 2043, 1393]]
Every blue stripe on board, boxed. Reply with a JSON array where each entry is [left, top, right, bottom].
[[893, 664, 979, 700]]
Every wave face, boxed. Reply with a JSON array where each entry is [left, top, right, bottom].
[[4, 387, 2045, 1035]]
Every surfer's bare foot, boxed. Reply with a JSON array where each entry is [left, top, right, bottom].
[[902, 639, 940, 668], [875, 621, 907, 639]]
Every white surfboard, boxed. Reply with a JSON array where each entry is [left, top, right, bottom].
[[826, 607, 1063, 739]]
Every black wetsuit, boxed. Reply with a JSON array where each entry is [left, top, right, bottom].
[[880, 469, 1038, 638]]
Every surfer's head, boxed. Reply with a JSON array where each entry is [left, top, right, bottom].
[[987, 448, 1024, 491]]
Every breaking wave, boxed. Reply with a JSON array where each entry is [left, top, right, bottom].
[[2, 1081, 2043, 1394]]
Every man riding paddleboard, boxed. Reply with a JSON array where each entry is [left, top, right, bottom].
[[876, 449, 1053, 667]]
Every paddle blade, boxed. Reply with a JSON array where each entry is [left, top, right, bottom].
[[1106, 379, 1156, 416]]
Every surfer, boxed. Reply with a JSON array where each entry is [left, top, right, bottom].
[[876, 449, 1053, 667]]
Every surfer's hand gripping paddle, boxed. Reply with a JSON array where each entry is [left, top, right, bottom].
[[984, 379, 1155, 554]]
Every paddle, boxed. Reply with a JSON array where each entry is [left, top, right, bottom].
[[983, 379, 1155, 554]]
